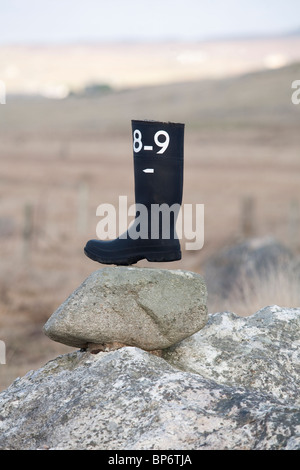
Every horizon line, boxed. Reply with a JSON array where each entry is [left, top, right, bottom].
[[0, 27, 299, 48]]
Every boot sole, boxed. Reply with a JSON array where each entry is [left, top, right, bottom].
[[84, 247, 181, 266]]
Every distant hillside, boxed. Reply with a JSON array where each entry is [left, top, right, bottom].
[[1, 36, 300, 97], [2, 61, 299, 138]]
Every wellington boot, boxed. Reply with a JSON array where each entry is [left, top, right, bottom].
[[84, 119, 184, 265]]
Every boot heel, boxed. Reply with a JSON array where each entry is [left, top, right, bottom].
[[146, 251, 181, 262]]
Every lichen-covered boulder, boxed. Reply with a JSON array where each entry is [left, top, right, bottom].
[[0, 342, 298, 450], [0, 306, 299, 450], [43, 267, 208, 351], [163, 305, 300, 404]]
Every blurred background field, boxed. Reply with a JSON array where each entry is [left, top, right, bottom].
[[1, 0, 300, 390]]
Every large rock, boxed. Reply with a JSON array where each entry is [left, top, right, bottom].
[[204, 237, 295, 301], [43, 267, 208, 351], [163, 305, 300, 404], [0, 306, 299, 450]]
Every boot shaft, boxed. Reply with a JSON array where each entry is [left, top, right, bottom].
[[132, 120, 184, 208], [131, 120, 184, 241]]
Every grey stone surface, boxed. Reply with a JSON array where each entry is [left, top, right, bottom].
[[0, 306, 299, 450], [163, 305, 300, 405], [43, 267, 208, 350]]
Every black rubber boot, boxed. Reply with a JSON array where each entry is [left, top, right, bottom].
[[84, 119, 185, 265]]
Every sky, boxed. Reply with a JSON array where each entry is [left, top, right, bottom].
[[0, 0, 300, 44]]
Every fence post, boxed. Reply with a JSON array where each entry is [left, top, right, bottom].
[[22, 203, 34, 260], [77, 181, 89, 235], [240, 196, 255, 238], [59, 141, 68, 160], [288, 199, 300, 252]]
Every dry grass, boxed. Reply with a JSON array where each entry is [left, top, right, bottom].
[[209, 258, 300, 316]]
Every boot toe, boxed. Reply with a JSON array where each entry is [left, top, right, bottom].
[[84, 239, 105, 260]]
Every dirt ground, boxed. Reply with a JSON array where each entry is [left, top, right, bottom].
[[0, 62, 300, 391]]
